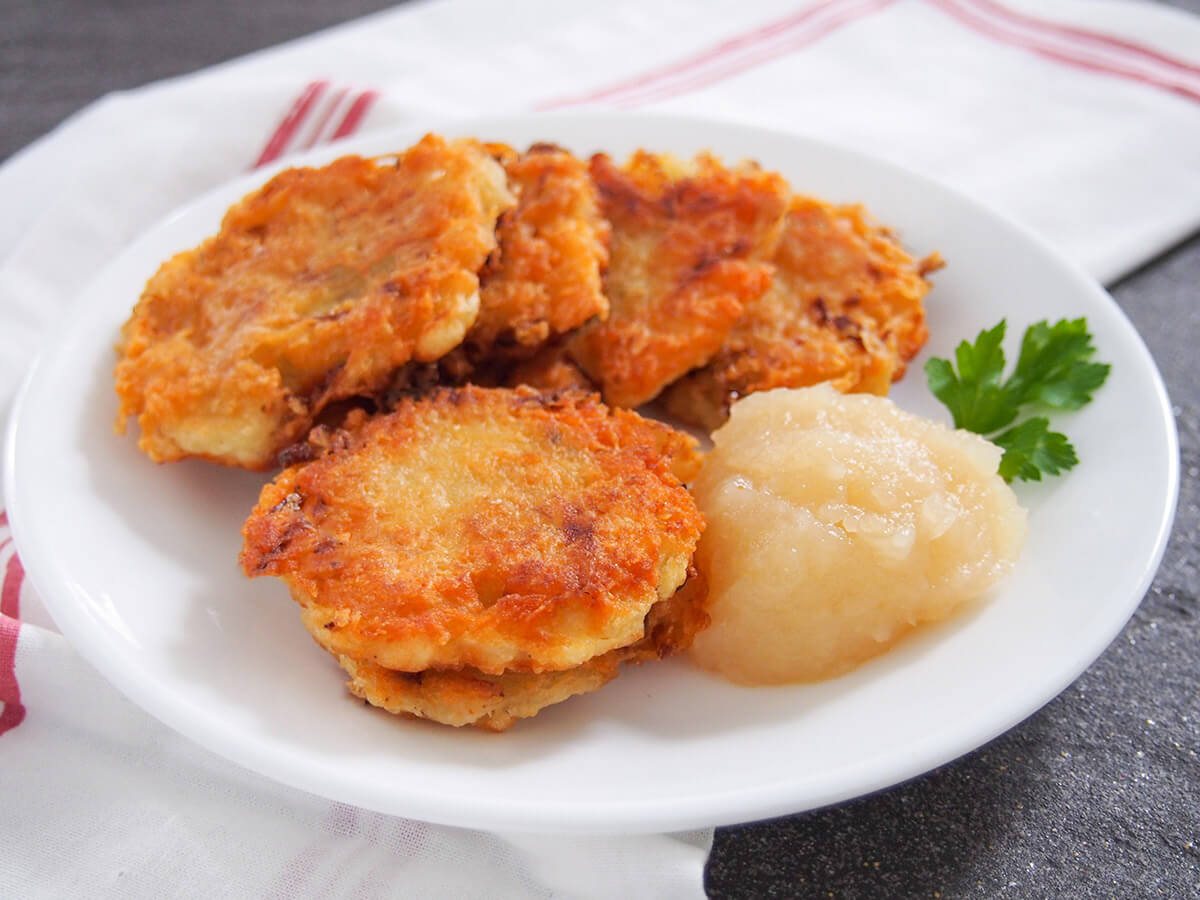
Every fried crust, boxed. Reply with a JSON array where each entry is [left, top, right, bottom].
[[663, 196, 942, 430], [240, 386, 704, 675], [340, 653, 621, 732], [115, 135, 513, 469], [338, 568, 709, 731], [468, 143, 610, 359], [502, 342, 597, 395], [566, 151, 790, 408]]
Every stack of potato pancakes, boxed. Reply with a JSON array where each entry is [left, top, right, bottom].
[[114, 134, 938, 730]]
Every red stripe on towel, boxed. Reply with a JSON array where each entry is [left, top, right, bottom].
[[965, 0, 1200, 79], [537, 0, 861, 109], [612, 0, 896, 108], [330, 91, 380, 140], [0, 553, 26, 736], [930, 0, 1200, 105], [301, 87, 350, 151], [1, 552, 23, 620], [254, 80, 329, 168]]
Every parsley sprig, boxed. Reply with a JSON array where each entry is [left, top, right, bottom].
[[924, 318, 1110, 483]]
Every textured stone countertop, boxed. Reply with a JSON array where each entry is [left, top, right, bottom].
[[4, 2, 1197, 896]]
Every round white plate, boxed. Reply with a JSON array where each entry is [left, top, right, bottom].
[[4, 113, 1178, 834]]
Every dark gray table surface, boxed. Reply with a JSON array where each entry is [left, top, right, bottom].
[[4, 2, 1198, 897]]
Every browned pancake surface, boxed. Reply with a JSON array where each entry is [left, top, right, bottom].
[[664, 195, 940, 429], [567, 151, 790, 409], [241, 386, 704, 675], [115, 135, 512, 469]]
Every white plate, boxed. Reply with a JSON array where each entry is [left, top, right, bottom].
[[4, 113, 1178, 834]]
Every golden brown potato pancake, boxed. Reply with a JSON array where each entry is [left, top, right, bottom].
[[465, 142, 610, 360], [240, 386, 704, 675], [338, 569, 709, 731], [567, 151, 790, 409], [663, 196, 942, 430], [391, 143, 608, 395], [115, 135, 513, 469]]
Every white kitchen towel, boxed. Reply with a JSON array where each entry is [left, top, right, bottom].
[[1, 0, 1198, 896]]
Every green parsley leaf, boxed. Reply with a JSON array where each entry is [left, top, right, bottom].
[[992, 417, 1079, 483], [924, 317, 1108, 482], [923, 320, 1018, 434], [1005, 318, 1111, 410]]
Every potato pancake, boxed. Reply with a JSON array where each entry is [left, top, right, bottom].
[[337, 570, 709, 731], [567, 151, 790, 409], [240, 386, 704, 675], [115, 135, 513, 469], [464, 142, 610, 361], [663, 196, 942, 430]]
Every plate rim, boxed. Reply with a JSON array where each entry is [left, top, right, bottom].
[[2, 110, 1181, 833]]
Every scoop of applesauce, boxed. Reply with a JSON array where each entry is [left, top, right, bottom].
[[688, 384, 1027, 684]]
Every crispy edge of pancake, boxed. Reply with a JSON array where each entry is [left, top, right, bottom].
[[468, 142, 610, 357], [566, 151, 790, 409], [663, 196, 943, 430], [339, 652, 622, 732], [338, 567, 709, 731], [241, 386, 705, 675], [114, 135, 513, 470]]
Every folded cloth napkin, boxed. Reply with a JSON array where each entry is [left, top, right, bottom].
[[2, 0, 1198, 895]]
